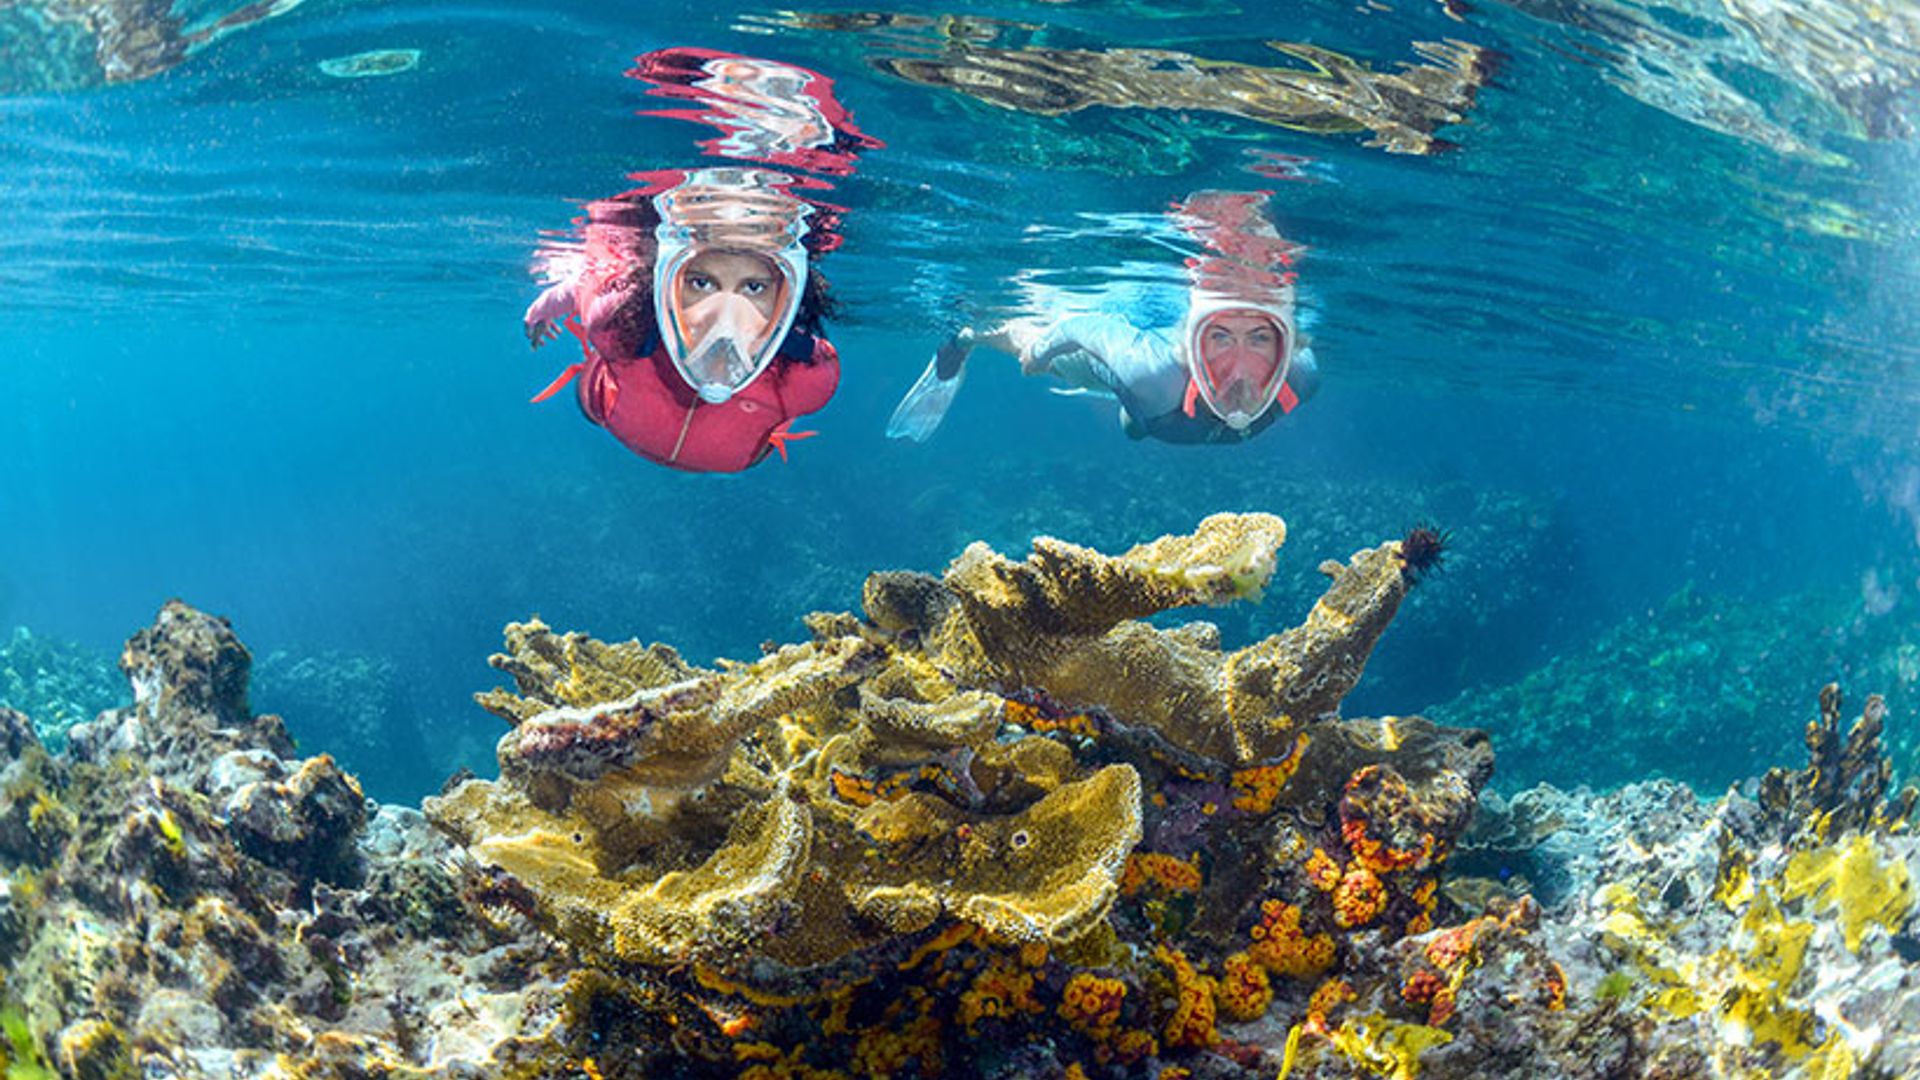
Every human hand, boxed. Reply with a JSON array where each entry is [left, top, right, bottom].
[[526, 317, 562, 350]]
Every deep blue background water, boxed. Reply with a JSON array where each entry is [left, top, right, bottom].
[[4, 0, 1919, 800]]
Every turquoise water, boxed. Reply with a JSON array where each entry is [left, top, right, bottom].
[[3, 0, 1919, 802]]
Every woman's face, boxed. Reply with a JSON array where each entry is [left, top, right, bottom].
[[679, 250, 781, 324], [1199, 312, 1282, 378]]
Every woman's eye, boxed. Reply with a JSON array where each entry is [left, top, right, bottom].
[[743, 281, 768, 295], [687, 274, 714, 291]]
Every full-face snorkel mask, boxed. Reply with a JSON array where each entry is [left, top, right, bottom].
[[1168, 190, 1302, 431], [652, 168, 812, 404], [1178, 291, 1297, 431]]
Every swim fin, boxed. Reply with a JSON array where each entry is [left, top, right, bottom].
[[885, 340, 970, 441]]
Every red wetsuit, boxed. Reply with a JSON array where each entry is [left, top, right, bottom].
[[574, 330, 839, 473]]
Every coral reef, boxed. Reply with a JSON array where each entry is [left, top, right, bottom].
[[1429, 583, 1906, 792], [253, 647, 443, 803], [1438, 683, 1920, 1078], [0, 601, 570, 1077], [0, 626, 124, 751], [5, 521, 1919, 1078], [424, 514, 1496, 1076]]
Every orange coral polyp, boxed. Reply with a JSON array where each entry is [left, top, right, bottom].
[[1543, 961, 1568, 1011], [1332, 866, 1388, 929], [1217, 952, 1273, 1021], [1060, 973, 1127, 1029], [1400, 968, 1459, 1026], [1424, 919, 1488, 970], [1303, 848, 1341, 892], [1342, 816, 1437, 874], [1120, 852, 1204, 896], [957, 956, 1043, 1034], [1229, 734, 1309, 813], [851, 1011, 942, 1078], [1246, 899, 1335, 978], [1304, 977, 1356, 1032], [1004, 698, 1100, 738], [830, 770, 880, 807], [1110, 1028, 1159, 1064], [1154, 946, 1218, 1050]]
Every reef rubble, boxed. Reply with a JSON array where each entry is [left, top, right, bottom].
[[0, 515, 1915, 1079]]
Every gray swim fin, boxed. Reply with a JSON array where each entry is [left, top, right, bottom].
[[885, 344, 969, 442]]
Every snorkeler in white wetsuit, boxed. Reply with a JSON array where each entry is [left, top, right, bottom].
[[886, 190, 1318, 444]]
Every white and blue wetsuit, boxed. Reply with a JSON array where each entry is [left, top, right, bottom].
[[1026, 313, 1320, 444]]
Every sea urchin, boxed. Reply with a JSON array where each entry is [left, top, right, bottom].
[[1399, 523, 1450, 583]]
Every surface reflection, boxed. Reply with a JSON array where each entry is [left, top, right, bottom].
[[752, 10, 1496, 155]]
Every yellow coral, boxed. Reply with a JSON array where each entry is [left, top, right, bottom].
[[434, 776, 812, 967], [952, 765, 1144, 946], [1779, 832, 1913, 953], [736, 1038, 853, 1080], [898, 924, 976, 972], [1223, 541, 1414, 760], [475, 617, 700, 722], [1324, 1014, 1453, 1079]]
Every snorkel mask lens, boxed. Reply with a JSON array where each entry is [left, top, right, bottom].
[[652, 168, 812, 403], [1189, 308, 1291, 428], [676, 282, 786, 403]]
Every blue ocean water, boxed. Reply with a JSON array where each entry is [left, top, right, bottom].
[[3, 0, 1919, 803]]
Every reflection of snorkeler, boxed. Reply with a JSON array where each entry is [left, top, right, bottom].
[[633, 46, 884, 175], [524, 167, 842, 473], [888, 191, 1319, 444]]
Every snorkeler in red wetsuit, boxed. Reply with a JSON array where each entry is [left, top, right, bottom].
[[524, 167, 840, 471], [522, 49, 877, 473]]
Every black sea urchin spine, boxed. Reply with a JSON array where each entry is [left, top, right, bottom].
[[1399, 523, 1450, 583]]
